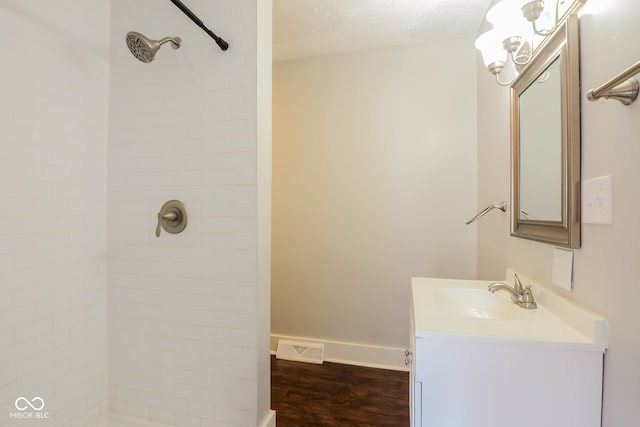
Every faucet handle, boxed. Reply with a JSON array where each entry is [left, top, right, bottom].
[[519, 286, 538, 309], [512, 272, 524, 294]]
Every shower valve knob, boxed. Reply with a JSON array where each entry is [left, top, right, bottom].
[[155, 200, 188, 237], [162, 212, 178, 221]]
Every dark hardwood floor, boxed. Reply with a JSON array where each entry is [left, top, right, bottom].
[[271, 355, 410, 427]]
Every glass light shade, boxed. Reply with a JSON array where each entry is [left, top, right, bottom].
[[486, 0, 528, 25], [533, 3, 555, 29], [492, 17, 531, 46], [475, 29, 507, 68], [488, 0, 531, 41]]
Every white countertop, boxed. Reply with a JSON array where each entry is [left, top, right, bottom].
[[411, 275, 607, 352]]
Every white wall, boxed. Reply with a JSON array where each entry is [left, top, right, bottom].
[[0, 1, 110, 425], [272, 40, 478, 358], [476, 1, 640, 425], [109, 1, 269, 426]]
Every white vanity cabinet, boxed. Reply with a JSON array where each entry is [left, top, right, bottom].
[[410, 275, 607, 427]]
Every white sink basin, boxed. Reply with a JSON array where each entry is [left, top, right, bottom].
[[436, 287, 520, 320], [411, 272, 608, 352]]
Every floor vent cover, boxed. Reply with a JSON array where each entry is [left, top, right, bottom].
[[276, 340, 325, 364]]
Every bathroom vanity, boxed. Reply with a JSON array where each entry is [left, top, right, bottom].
[[410, 272, 607, 427]]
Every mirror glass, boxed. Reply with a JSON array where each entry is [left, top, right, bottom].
[[511, 15, 581, 248], [518, 58, 562, 222]]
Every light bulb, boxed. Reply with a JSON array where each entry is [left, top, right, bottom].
[[475, 29, 507, 69]]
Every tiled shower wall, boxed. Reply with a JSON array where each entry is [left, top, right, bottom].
[[0, 1, 111, 425], [108, 1, 260, 426], [1, 0, 263, 426]]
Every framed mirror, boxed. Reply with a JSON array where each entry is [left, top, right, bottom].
[[511, 14, 581, 248]]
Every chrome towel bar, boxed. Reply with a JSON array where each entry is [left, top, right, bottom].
[[587, 60, 640, 105], [466, 201, 507, 225]]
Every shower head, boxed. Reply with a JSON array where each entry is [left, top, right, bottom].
[[126, 31, 181, 63]]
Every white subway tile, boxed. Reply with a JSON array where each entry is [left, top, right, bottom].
[[138, 390, 163, 409], [105, 1, 260, 424], [15, 351, 52, 378], [0, 306, 36, 331], [187, 401, 216, 419], [0, 218, 14, 236], [170, 382, 202, 403], [0, 328, 16, 352], [163, 395, 188, 414], [13, 317, 53, 343], [109, 398, 127, 414], [124, 401, 150, 420], [175, 412, 202, 427], [215, 406, 244, 425], [150, 407, 177, 425]]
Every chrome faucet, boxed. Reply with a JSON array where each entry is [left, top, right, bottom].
[[488, 273, 537, 309]]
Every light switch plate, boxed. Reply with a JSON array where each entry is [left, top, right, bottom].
[[582, 175, 613, 224]]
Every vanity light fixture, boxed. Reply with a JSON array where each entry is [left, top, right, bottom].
[[475, 0, 587, 86]]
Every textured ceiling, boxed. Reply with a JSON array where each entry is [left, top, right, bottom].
[[273, 0, 493, 61]]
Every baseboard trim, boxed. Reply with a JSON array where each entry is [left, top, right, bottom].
[[258, 410, 276, 427], [270, 334, 409, 372]]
